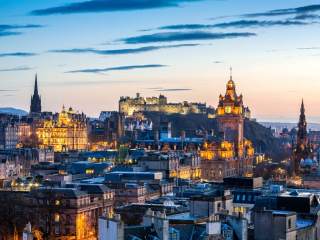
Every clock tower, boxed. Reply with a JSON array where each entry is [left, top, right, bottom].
[[216, 73, 246, 157]]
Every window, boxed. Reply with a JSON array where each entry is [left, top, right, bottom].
[[55, 200, 60, 206], [288, 219, 292, 229], [217, 203, 221, 211], [225, 106, 232, 114], [54, 213, 60, 222], [66, 215, 71, 224], [85, 169, 94, 174]]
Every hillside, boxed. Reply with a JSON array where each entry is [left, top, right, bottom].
[[0, 107, 28, 116], [244, 119, 289, 161], [143, 112, 288, 161]]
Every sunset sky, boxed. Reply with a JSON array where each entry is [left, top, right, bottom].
[[1, 0, 320, 122]]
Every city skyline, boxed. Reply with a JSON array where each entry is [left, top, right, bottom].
[[1, 0, 320, 121]]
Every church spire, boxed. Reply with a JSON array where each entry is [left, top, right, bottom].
[[300, 99, 305, 117], [297, 98, 307, 145], [30, 74, 42, 114], [34, 74, 38, 95]]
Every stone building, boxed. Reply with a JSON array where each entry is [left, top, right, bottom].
[[254, 210, 316, 240], [119, 93, 207, 116], [201, 75, 254, 181], [36, 106, 88, 152], [0, 120, 32, 150], [0, 185, 114, 239], [137, 151, 201, 180], [190, 189, 233, 218]]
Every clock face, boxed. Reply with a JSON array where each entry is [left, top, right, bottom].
[[225, 106, 232, 114]]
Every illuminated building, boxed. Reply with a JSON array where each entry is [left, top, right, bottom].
[[136, 151, 201, 180], [216, 73, 251, 158], [30, 74, 41, 115], [0, 185, 114, 239], [36, 106, 88, 152], [87, 111, 124, 150], [201, 73, 254, 181], [292, 100, 313, 176], [119, 93, 207, 116]]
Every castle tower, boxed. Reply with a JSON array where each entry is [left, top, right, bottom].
[[216, 73, 245, 157], [292, 99, 311, 176], [30, 74, 41, 114]]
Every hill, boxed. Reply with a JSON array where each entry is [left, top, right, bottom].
[[0, 107, 28, 116], [143, 112, 288, 161]]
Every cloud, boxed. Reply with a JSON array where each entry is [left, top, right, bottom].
[[0, 31, 21, 37], [0, 24, 43, 31], [0, 24, 43, 37], [121, 31, 256, 44], [291, 14, 320, 20], [0, 66, 33, 72], [0, 89, 17, 92], [50, 79, 143, 86], [66, 64, 167, 73], [158, 20, 311, 30], [30, 0, 204, 15], [146, 87, 163, 90], [156, 88, 192, 92], [243, 4, 320, 18], [49, 43, 199, 55], [1, 94, 14, 97], [297, 47, 320, 50], [0, 52, 37, 57]]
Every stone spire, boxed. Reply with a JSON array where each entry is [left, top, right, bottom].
[[297, 99, 307, 144], [292, 99, 311, 176], [30, 74, 41, 114], [34, 74, 38, 95]]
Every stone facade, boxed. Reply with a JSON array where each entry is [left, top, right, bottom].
[[36, 107, 88, 152], [201, 76, 254, 181], [0, 185, 114, 240], [119, 93, 207, 116]]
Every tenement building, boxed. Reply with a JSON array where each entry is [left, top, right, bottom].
[[201, 75, 254, 181], [119, 93, 207, 116], [0, 184, 114, 239], [36, 106, 88, 152]]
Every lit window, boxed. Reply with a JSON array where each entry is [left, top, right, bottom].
[[225, 106, 232, 114], [55, 200, 60, 206], [54, 213, 60, 222], [85, 169, 94, 174]]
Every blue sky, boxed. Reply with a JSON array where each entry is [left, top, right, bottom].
[[1, 0, 320, 121]]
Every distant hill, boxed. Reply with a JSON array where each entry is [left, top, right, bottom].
[[260, 122, 320, 131], [0, 108, 28, 116]]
